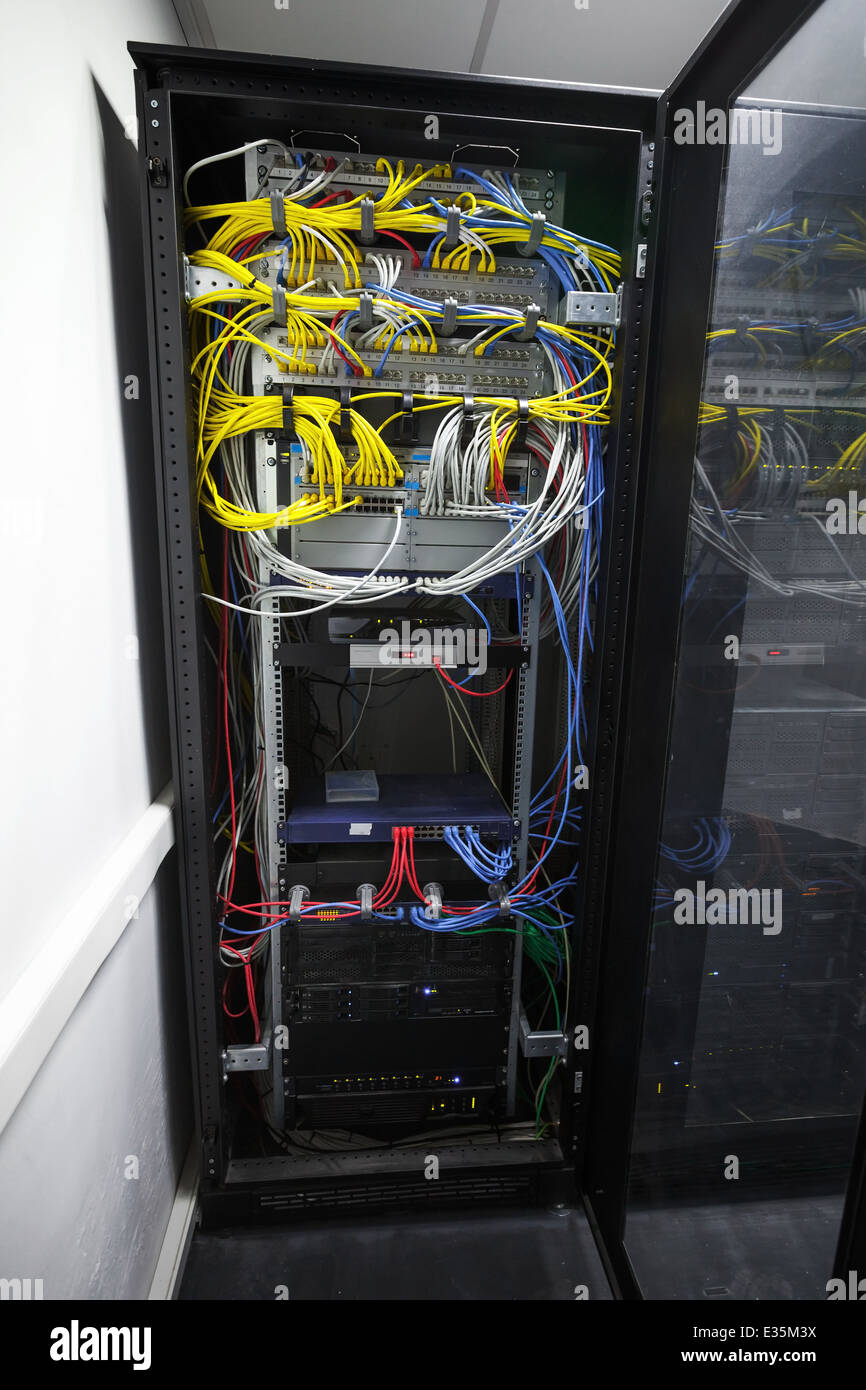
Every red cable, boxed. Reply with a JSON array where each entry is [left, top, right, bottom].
[[376, 231, 422, 268], [523, 756, 569, 894], [222, 975, 247, 1019], [328, 311, 364, 376], [434, 661, 514, 697], [221, 937, 265, 1041], [374, 828, 405, 907], [402, 828, 429, 903], [374, 830, 401, 900], [493, 428, 511, 503]]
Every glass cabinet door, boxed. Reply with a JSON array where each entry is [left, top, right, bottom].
[[622, 0, 866, 1299]]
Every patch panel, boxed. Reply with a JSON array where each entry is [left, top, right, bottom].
[[249, 148, 568, 224]]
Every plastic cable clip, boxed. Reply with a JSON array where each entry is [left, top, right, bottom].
[[399, 391, 417, 444], [270, 190, 287, 239], [357, 883, 375, 922], [288, 885, 309, 922], [441, 295, 458, 338], [461, 393, 476, 450], [444, 205, 462, 248], [357, 291, 373, 333], [280, 384, 297, 443], [358, 196, 376, 245], [272, 283, 287, 328], [519, 210, 546, 257], [339, 383, 353, 445], [516, 303, 541, 342], [515, 397, 530, 449], [488, 881, 511, 918], [423, 882, 443, 922]]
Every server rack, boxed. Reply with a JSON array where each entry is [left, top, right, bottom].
[[132, 39, 657, 1222]]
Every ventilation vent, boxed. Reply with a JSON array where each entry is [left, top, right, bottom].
[[257, 1173, 531, 1212]]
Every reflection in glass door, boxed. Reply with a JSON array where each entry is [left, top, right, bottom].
[[624, 0, 866, 1300]]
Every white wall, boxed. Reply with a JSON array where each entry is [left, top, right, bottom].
[[0, 0, 192, 1299], [0, 863, 191, 1299]]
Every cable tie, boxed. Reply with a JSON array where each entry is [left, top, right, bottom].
[[288, 885, 309, 922], [461, 393, 476, 450], [357, 883, 375, 921], [519, 210, 546, 257], [444, 205, 462, 248], [338, 384, 353, 445], [399, 391, 418, 444], [515, 397, 530, 449], [358, 196, 376, 245], [488, 881, 511, 918], [423, 882, 443, 922], [280, 383, 297, 442], [272, 283, 287, 328], [516, 303, 541, 342], [441, 295, 458, 338], [270, 190, 288, 239], [358, 291, 373, 333]]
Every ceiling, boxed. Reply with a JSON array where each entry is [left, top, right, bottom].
[[172, 0, 731, 93]]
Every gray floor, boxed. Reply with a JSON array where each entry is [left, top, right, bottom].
[[180, 1204, 613, 1300], [626, 1194, 845, 1300]]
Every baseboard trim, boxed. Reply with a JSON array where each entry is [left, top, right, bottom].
[[149, 1133, 200, 1300]]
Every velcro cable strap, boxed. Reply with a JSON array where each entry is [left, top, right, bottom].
[[461, 394, 476, 450], [399, 391, 417, 444], [488, 881, 511, 918], [359, 196, 375, 245], [444, 205, 461, 248], [288, 885, 309, 922], [270, 190, 287, 239], [515, 397, 530, 449], [272, 284, 287, 328], [516, 303, 541, 341], [522, 210, 546, 256], [358, 291, 373, 333], [339, 384, 353, 445], [281, 385, 297, 443]]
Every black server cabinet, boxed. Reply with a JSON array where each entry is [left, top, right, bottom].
[[132, 0, 866, 1295], [131, 39, 656, 1224]]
